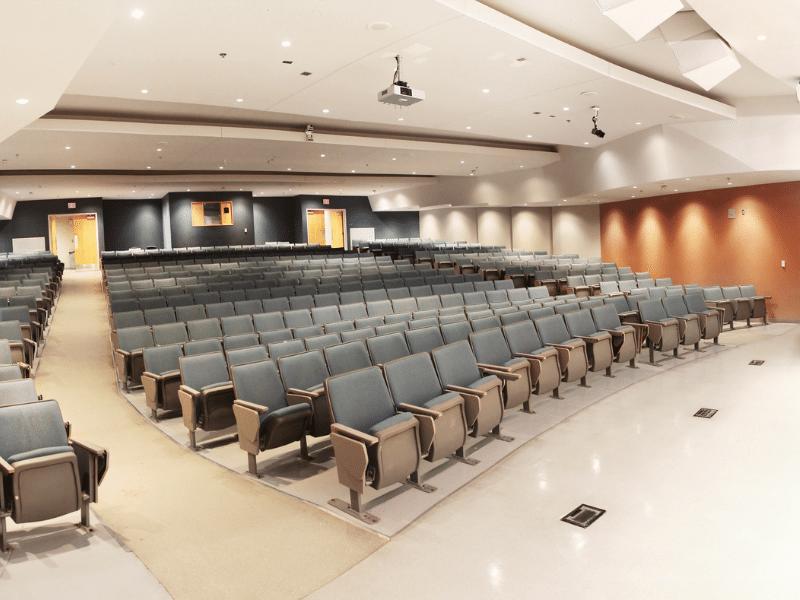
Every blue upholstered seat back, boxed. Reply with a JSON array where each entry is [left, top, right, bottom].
[[470, 328, 513, 366], [324, 340, 372, 376], [384, 353, 445, 408], [179, 352, 230, 389], [0, 400, 71, 463], [432, 341, 482, 388], [563, 309, 598, 338], [231, 359, 287, 412], [143, 344, 183, 376], [327, 366, 397, 432], [279, 350, 330, 391]]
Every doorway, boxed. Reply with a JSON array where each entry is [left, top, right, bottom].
[[49, 213, 99, 270], [306, 209, 346, 249]]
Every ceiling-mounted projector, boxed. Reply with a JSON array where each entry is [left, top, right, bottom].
[[378, 55, 424, 106]]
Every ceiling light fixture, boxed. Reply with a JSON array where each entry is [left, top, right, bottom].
[[15, 99, 28, 105], [70, 165, 75, 169], [236, 98, 244, 103], [141, 89, 148, 94], [756, 35, 767, 41], [591, 106, 605, 138], [466, 126, 472, 130], [482, 89, 490, 93], [65, 146, 70, 150], [132, 9, 144, 19], [282, 41, 291, 47], [322, 109, 329, 113], [526, 134, 532, 138]]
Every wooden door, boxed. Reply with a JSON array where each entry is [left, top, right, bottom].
[[330, 210, 344, 249], [73, 215, 99, 267], [307, 211, 326, 245]]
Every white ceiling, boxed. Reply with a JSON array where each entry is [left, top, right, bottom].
[[0, 0, 798, 205]]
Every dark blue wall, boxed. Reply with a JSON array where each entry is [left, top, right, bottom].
[[2, 193, 419, 254], [294, 195, 420, 246], [0, 198, 105, 253], [103, 199, 163, 251], [252, 197, 296, 244], [167, 191, 255, 248]]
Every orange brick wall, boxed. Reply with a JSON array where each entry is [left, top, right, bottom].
[[600, 181, 800, 320]]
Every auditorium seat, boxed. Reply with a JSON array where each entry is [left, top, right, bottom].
[[636, 299, 681, 366], [142, 344, 184, 421], [563, 309, 615, 377], [278, 350, 332, 437], [0, 398, 109, 551], [231, 359, 312, 475], [325, 366, 426, 524], [469, 328, 533, 412], [178, 352, 236, 450], [534, 314, 589, 386]]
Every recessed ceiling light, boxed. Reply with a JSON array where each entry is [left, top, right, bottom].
[[322, 109, 329, 113], [236, 98, 244, 103], [460, 160, 465, 163], [392, 158, 396, 161], [157, 148, 161, 152], [141, 89, 148, 94], [287, 168, 292, 171], [674, 189, 678, 192], [320, 154, 325, 157], [635, 122, 642, 125], [187, 189, 190, 192], [584, 142, 589, 145], [282, 40, 291, 47], [466, 126, 472, 130], [412, 172, 416, 174], [526, 135, 532, 138], [563, 107, 569, 111], [131, 9, 144, 19], [563, 199, 567, 202], [351, 170, 355, 173], [519, 165, 523, 168], [70, 165, 75, 169], [686, 178, 691, 181], [631, 195, 636, 198], [15, 192, 18, 195], [65, 146, 70, 150], [398, 118, 404, 121], [632, 186, 637, 189], [146, 166, 151, 169], [219, 166, 224, 169], [728, 181, 733, 185], [16, 99, 28, 105], [482, 89, 490, 93], [757, 35, 767, 41], [470, 173, 474, 176]]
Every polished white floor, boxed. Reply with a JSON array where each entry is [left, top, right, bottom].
[[307, 323, 800, 599]]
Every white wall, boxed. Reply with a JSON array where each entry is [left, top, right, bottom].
[[419, 208, 478, 243], [477, 208, 512, 248], [511, 207, 552, 252], [551, 205, 601, 258]]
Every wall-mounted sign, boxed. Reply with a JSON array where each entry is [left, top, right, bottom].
[[67, 202, 76, 209], [323, 198, 330, 205]]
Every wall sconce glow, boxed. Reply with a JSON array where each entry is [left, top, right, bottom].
[[15, 99, 28, 105]]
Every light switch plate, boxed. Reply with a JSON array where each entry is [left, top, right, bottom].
[[728, 208, 736, 219]]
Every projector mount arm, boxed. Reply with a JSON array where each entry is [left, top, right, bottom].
[[393, 55, 408, 87]]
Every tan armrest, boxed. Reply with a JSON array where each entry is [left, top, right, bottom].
[[480, 367, 522, 381], [199, 384, 233, 396], [70, 437, 106, 457], [331, 423, 379, 446], [179, 385, 200, 396], [287, 387, 323, 398], [0, 455, 13, 475], [446, 384, 487, 397], [397, 403, 443, 419], [477, 362, 511, 372], [546, 342, 583, 350], [514, 352, 548, 362], [575, 335, 606, 344], [234, 399, 269, 414]]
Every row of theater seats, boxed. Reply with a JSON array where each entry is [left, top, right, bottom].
[[141, 289, 727, 523], [0, 378, 109, 550]]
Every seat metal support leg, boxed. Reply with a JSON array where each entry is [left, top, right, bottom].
[[522, 398, 536, 414], [628, 357, 638, 369], [643, 345, 663, 367], [551, 386, 564, 400], [487, 424, 514, 443], [406, 470, 436, 493], [580, 375, 590, 387], [1, 513, 8, 553], [328, 489, 379, 525], [605, 366, 615, 378], [80, 494, 92, 530], [248, 453, 261, 477], [188, 430, 196, 451], [452, 445, 479, 465], [299, 435, 311, 461]]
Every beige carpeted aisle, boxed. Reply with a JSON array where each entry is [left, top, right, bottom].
[[34, 271, 384, 600]]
